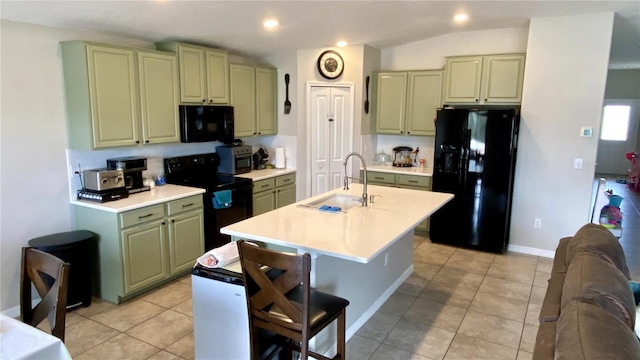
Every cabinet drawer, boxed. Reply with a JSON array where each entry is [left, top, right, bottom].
[[167, 195, 203, 216], [253, 178, 275, 193], [120, 204, 165, 228], [367, 171, 395, 185], [397, 175, 430, 189], [276, 173, 295, 187]]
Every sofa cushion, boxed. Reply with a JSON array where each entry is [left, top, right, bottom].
[[562, 251, 635, 329], [555, 300, 640, 360], [566, 223, 631, 279]]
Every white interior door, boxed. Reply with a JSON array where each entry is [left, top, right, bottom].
[[310, 86, 353, 196], [596, 99, 639, 175]]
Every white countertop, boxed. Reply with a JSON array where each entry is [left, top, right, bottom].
[[366, 164, 433, 176], [236, 168, 296, 181], [70, 184, 205, 213], [221, 184, 452, 263]]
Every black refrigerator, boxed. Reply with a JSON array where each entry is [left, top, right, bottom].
[[430, 108, 520, 253]]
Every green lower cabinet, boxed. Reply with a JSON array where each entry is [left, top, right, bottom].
[[73, 194, 204, 303], [364, 171, 432, 234], [121, 219, 169, 294], [253, 173, 296, 216], [276, 184, 296, 208], [168, 209, 205, 274]]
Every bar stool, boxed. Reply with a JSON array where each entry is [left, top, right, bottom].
[[237, 240, 349, 360]]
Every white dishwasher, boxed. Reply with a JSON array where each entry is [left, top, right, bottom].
[[191, 261, 282, 359]]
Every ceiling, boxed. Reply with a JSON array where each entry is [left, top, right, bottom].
[[2, 1, 639, 68]]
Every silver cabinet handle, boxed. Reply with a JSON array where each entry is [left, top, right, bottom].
[[182, 203, 194, 208], [138, 213, 154, 219]]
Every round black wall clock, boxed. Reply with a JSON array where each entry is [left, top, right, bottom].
[[317, 50, 344, 80]]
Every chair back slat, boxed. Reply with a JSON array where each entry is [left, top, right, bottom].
[[238, 241, 311, 330], [20, 247, 70, 341]]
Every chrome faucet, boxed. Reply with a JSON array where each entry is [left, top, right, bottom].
[[343, 152, 368, 206]]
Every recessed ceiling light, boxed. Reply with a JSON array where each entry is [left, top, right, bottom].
[[337, 41, 348, 47], [454, 13, 469, 22], [263, 19, 279, 28]]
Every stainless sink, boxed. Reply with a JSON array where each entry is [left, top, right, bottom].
[[301, 193, 363, 212]]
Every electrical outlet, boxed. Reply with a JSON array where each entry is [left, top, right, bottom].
[[534, 218, 542, 228], [573, 158, 583, 169]]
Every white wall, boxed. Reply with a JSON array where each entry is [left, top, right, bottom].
[[510, 13, 614, 253], [296, 46, 367, 199], [381, 27, 529, 70], [0, 21, 153, 312]]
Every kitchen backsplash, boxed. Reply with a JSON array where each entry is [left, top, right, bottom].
[[66, 135, 298, 200], [66, 142, 218, 196], [377, 135, 435, 169]]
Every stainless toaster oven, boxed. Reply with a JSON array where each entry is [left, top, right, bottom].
[[83, 168, 124, 191]]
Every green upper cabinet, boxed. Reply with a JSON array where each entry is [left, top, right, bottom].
[[156, 42, 229, 104], [230, 64, 257, 137], [138, 51, 180, 144], [374, 70, 442, 136], [61, 41, 181, 149], [62, 42, 139, 149], [256, 68, 278, 135], [231, 64, 277, 137], [444, 54, 525, 104], [374, 72, 407, 134], [482, 55, 526, 103], [405, 71, 443, 136]]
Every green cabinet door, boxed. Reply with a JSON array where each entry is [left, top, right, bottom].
[[177, 45, 207, 103], [205, 49, 229, 104], [86, 45, 139, 148], [405, 71, 442, 136], [444, 56, 484, 103], [253, 190, 275, 216], [168, 209, 204, 274], [482, 54, 526, 103], [138, 51, 180, 144], [256, 67, 277, 135], [276, 184, 296, 208], [121, 219, 169, 294], [374, 72, 407, 134], [230, 64, 257, 137]]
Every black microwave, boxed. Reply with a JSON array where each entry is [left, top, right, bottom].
[[179, 105, 234, 144]]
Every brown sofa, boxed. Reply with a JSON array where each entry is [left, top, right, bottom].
[[533, 223, 640, 359]]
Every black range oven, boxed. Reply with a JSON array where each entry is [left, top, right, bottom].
[[164, 153, 253, 250]]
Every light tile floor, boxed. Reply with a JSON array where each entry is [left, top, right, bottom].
[[60, 177, 639, 359]]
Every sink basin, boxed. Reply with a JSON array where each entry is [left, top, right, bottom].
[[303, 193, 363, 212]]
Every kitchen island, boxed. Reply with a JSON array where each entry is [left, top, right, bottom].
[[221, 184, 452, 354]]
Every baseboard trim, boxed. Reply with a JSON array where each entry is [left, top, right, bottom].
[[508, 244, 555, 258]]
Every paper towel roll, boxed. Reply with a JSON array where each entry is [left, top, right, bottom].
[[275, 147, 286, 169]]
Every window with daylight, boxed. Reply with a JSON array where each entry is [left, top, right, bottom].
[[600, 105, 631, 141]]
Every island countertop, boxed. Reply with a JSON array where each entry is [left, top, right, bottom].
[[221, 184, 452, 263]]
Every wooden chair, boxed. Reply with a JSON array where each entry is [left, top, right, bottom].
[[20, 247, 70, 341], [237, 240, 349, 360]]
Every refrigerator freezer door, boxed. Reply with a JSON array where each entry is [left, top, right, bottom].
[[431, 109, 519, 252]]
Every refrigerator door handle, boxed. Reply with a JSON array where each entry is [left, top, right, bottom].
[[460, 129, 472, 186]]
